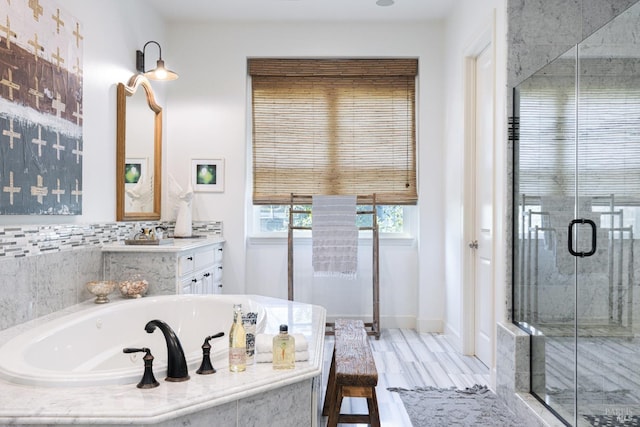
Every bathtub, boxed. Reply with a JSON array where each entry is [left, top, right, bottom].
[[0, 294, 266, 387], [0, 295, 325, 426]]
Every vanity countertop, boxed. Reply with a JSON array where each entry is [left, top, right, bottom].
[[101, 236, 225, 253]]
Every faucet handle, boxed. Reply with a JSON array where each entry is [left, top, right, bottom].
[[196, 332, 225, 375], [123, 347, 160, 389], [123, 347, 147, 354]]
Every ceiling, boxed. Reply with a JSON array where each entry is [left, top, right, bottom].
[[145, 0, 457, 23]]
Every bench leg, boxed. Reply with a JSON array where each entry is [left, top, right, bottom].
[[322, 349, 336, 417], [327, 385, 344, 427], [366, 387, 381, 427]]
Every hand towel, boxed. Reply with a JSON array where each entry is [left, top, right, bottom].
[[255, 351, 309, 363], [255, 333, 308, 354], [312, 195, 358, 278]]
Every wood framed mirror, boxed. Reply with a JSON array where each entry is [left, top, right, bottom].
[[116, 74, 162, 221]]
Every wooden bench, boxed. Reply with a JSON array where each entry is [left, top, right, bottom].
[[322, 319, 380, 427]]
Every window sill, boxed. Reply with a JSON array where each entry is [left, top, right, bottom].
[[248, 232, 416, 246]]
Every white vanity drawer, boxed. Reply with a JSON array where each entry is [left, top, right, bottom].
[[178, 254, 195, 275], [194, 248, 215, 271]]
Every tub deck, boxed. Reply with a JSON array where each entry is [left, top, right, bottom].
[[0, 295, 326, 426]]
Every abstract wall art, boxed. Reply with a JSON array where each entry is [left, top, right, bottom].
[[191, 158, 224, 193], [0, 0, 83, 215]]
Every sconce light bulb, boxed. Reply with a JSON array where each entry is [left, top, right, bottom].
[[155, 68, 168, 80], [144, 59, 179, 81]]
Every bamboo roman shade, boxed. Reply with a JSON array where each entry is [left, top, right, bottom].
[[249, 58, 418, 205]]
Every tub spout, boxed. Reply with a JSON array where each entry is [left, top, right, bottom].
[[145, 319, 190, 382]]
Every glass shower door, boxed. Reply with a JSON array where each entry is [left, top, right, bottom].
[[574, 6, 640, 423], [514, 44, 579, 423], [514, 3, 640, 424]]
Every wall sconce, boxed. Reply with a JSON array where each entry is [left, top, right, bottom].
[[136, 41, 179, 81]]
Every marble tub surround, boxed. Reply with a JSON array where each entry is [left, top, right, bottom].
[[0, 295, 326, 426], [0, 246, 103, 331], [0, 221, 222, 332]]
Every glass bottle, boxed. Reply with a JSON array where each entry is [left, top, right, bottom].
[[242, 311, 258, 364], [272, 324, 295, 369], [229, 304, 246, 372]]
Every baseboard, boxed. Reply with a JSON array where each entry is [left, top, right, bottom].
[[443, 323, 463, 353], [324, 314, 416, 330], [416, 318, 443, 333]]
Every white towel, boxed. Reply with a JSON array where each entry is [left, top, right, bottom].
[[312, 195, 358, 278], [255, 351, 309, 363], [255, 333, 308, 353]]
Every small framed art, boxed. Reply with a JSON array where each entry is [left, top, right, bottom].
[[191, 158, 224, 192], [125, 158, 147, 184]]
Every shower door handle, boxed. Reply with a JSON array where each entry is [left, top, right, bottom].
[[568, 219, 597, 257]]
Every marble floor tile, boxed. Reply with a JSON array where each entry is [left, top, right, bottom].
[[321, 329, 491, 426]]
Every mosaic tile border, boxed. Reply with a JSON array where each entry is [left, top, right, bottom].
[[0, 221, 223, 258]]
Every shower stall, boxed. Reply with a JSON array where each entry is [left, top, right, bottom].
[[513, 3, 640, 425]]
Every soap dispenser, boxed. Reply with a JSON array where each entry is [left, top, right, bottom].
[[272, 324, 295, 370]]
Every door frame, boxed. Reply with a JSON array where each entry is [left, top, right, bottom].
[[461, 17, 496, 360]]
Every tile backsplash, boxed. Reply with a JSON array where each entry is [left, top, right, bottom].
[[0, 221, 222, 331]]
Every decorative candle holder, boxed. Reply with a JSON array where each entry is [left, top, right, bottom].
[[86, 280, 117, 304]]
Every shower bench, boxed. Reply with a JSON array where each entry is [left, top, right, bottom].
[[323, 319, 380, 427]]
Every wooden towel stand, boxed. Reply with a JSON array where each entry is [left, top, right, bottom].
[[287, 193, 380, 339]]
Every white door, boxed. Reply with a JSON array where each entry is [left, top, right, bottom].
[[473, 45, 494, 367]]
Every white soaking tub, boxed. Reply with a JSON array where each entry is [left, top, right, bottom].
[[0, 294, 265, 387], [0, 294, 326, 426]]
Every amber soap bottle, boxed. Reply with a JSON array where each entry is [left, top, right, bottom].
[[272, 324, 295, 369]]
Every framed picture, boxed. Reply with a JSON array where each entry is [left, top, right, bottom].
[[191, 158, 224, 192], [124, 158, 148, 185]]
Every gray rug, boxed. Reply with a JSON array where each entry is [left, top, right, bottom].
[[388, 384, 522, 427]]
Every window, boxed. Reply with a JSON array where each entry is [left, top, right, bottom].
[[257, 204, 405, 233], [249, 59, 417, 234]]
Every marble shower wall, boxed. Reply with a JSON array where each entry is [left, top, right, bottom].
[[507, 0, 640, 88], [0, 221, 222, 332]]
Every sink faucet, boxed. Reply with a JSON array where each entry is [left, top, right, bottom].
[[145, 319, 190, 382]]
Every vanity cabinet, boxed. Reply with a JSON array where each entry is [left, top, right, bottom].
[[178, 243, 224, 294], [102, 237, 224, 296]]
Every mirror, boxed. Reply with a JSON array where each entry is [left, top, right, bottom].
[[116, 74, 162, 221]]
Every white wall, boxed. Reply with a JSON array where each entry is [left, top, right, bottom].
[[0, 0, 168, 226], [0, 0, 512, 341], [165, 21, 446, 327], [441, 0, 507, 368]]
